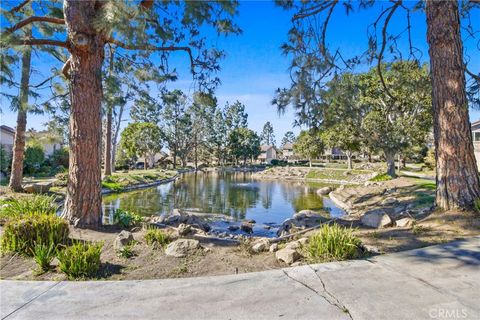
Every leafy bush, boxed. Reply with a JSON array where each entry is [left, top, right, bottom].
[[144, 228, 171, 248], [24, 144, 45, 175], [305, 224, 362, 262], [32, 242, 57, 272], [0, 145, 11, 174], [113, 209, 142, 228], [369, 173, 393, 182], [118, 243, 135, 258], [57, 241, 103, 279], [1, 214, 69, 255], [0, 195, 58, 220], [54, 171, 68, 187], [423, 148, 435, 170], [49, 147, 69, 168], [474, 198, 480, 213]]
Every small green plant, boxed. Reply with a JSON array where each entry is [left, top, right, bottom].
[[412, 224, 431, 235], [0, 195, 58, 220], [369, 173, 392, 182], [1, 214, 69, 255], [474, 198, 480, 213], [113, 209, 142, 228], [118, 243, 135, 258], [305, 223, 362, 262], [57, 241, 103, 280], [32, 242, 57, 272], [102, 179, 124, 192], [144, 228, 171, 248]]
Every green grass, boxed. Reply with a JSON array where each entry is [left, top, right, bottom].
[[304, 224, 363, 262], [32, 242, 57, 272], [306, 169, 370, 181], [117, 242, 135, 258], [369, 173, 393, 182], [57, 241, 103, 280], [144, 228, 172, 248], [0, 195, 58, 220], [102, 169, 177, 192]]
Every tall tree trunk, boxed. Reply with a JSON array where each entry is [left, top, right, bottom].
[[385, 151, 396, 178], [426, 1, 480, 210], [309, 158, 312, 168], [346, 152, 353, 170], [9, 27, 32, 192], [61, 0, 104, 228], [111, 104, 124, 173], [103, 106, 112, 176], [144, 153, 148, 170]]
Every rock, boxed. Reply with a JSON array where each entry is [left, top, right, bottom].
[[23, 182, 52, 194], [364, 181, 376, 187], [362, 244, 381, 254], [251, 238, 270, 253], [360, 209, 393, 228], [285, 241, 300, 250], [278, 211, 327, 236], [244, 219, 256, 224], [165, 239, 200, 258], [297, 237, 308, 245], [290, 262, 303, 267], [381, 197, 398, 206], [263, 225, 271, 230], [177, 223, 192, 236], [275, 248, 301, 264], [241, 222, 253, 233], [113, 230, 134, 251], [228, 225, 240, 231], [395, 217, 415, 228], [156, 209, 211, 232], [269, 243, 279, 252], [316, 187, 332, 196]]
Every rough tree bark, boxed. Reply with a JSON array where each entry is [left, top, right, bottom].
[[9, 27, 32, 192], [384, 150, 396, 178], [346, 151, 353, 170], [111, 104, 124, 172], [426, 0, 480, 210], [61, 0, 104, 227]]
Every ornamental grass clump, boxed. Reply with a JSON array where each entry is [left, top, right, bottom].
[[113, 209, 142, 228], [32, 242, 57, 272], [144, 228, 171, 248], [57, 241, 103, 280], [1, 214, 69, 255], [0, 195, 58, 220], [305, 223, 362, 263]]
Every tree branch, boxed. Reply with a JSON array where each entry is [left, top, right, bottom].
[[6, 16, 65, 35], [466, 67, 480, 81], [292, 1, 334, 21], [10, 38, 69, 48], [9, 0, 31, 13], [108, 38, 194, 71]]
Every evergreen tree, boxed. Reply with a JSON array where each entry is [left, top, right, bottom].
[[260, 121, 276, 146]]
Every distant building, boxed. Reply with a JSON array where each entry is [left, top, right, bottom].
[[26, 130, 64, 156], [322, 147, 345, 160], [281, 143, 294, 161], [259, 145, 277, 164], [0, 125, 15, 154], [472, 120, 480, 169]]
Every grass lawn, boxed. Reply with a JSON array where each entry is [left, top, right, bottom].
[[102, 169, 177, 192], [306, 169, 372, 181]]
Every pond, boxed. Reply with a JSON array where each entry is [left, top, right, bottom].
[[102, 171, 345, 237]]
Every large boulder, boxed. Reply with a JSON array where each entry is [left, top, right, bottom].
[[395, 217, 415, 228], [360, 209, 393, 228], [275, 248, 301, 265], [177, 224, 192, 236], [113, 230, 134, 251], [23, 182, 52, 194], [165, 239, 200, 258], [251, 238, 270, 253], [316, 187, 332, 196], [277, 211, 327, 236], [381, 197, 398, 206], [240, 222, 254, 233]]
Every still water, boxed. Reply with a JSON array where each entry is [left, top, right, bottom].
[[102, 171, 344, 236]]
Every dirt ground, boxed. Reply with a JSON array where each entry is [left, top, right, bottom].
[[1, 176, 479, 281]]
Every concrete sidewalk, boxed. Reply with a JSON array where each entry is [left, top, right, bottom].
[[1, 237, 479, 320]]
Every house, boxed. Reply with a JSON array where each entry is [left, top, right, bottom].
[[0, 125, 15, 154], [281, 143, 294, 161], [258, 145, 277, 164], [322, 147, 346, 160], [26, 130, 64, 156], [472, 120, 480, 169]]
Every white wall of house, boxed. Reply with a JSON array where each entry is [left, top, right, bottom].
[[472, 121, 480, 170], [0, 126, 15, 153]]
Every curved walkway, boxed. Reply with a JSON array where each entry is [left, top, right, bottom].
[[1, 237, 479, 320]]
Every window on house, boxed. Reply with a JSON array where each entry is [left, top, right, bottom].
[[475, 132, 480, 142]]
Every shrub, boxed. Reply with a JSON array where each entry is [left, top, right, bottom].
[[1, 214, 69, 255], [49, 147, 69, 168], [0, 195, 58, 220], [369, 173, 392, 182], [474, 198, 480, 213], [57, 241, 103, 279], [54, 171, 68, 187], [0, 145, 11, 174], [144, 228, 171, 248], [32, 242, 56, 272], [24, 144, 45, 175], [113, 209, 142, 228], [423, 148, 435, 169], [118, 243, 135, 258], [305, 224, 362, 262]]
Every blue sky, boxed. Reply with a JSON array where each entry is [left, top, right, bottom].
[[1, 1, 479, 143]]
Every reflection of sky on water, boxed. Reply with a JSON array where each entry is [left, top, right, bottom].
[[102, 172, 344, 229]]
